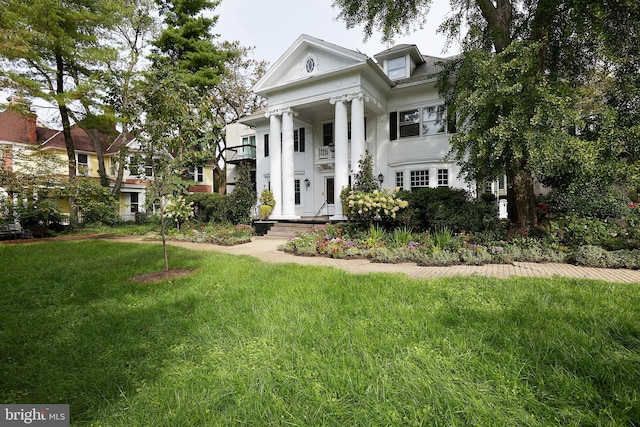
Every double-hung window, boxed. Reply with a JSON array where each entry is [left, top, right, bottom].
[[294, 128, 305, 152], [399, 109, 420, 138], [391, 104, 451, 140], [423, 105, 446, 134], [387, 56, 406, 80], [76, 153, 89, 175], [189, 166, 204, 183]]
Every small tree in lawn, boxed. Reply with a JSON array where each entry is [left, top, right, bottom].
[[137, 62, 214, 271]]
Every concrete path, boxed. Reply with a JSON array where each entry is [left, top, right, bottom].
[[109, 235, 640, 284]]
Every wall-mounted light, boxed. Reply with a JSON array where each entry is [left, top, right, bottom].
[[304, 178, 311, 189], [377, 173, 384, 184]]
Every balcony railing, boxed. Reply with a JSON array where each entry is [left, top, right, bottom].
[[316, 146, 335, 161], [227, 145, 257, 164]]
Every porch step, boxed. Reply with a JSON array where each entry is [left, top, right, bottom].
[[266, 222, 316, 238]]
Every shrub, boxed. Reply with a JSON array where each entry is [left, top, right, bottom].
[[343, 188, 409, 225], [545, 183, 629, 218], [186, 192, 229, 223], [227, 164, 256, 225], [259, 189, 276, 219], [397, 187, 498, 233]]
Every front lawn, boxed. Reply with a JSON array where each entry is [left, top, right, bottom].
[[1, 240, 639, 426]]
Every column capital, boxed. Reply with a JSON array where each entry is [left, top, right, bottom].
[[348, 91, 370, 103], [265, 107, 298, 118], [329, 95, 349, 105], [281, 107, 298, 117]]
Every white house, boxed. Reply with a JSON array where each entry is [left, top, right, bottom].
[[235, 34, 498, 221]]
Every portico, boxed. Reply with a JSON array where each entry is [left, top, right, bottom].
[[265, 90, 369, 220]]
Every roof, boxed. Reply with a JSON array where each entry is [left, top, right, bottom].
[[41, 125, 118, 153], [0, 107, 134, 155]]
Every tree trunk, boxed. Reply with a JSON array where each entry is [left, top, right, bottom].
[[56, 52, 78, 227], [85, 128, 109, 187], [111, 145, 127, 196], [507, 171, 538, 229], [214, 166, 226, 194]]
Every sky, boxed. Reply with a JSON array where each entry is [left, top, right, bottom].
[[214, 0, 461, 65], [2, 0, 460, 127]]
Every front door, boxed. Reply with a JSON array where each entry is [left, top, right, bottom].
[[325, 177, 335, 216]]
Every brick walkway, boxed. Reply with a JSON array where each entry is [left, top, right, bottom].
[[111, 236, 640, 284]]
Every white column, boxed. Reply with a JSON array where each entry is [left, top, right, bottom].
[[331, 96, 349, 220], [268, 111, 282, 217], [280, 108, 299, 219], [350, 92, 366, 179]]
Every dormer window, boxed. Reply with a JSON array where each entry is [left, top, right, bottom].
[[387, 56, 407, 79]]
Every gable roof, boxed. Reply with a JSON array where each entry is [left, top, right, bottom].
[[253, 34, 369, 94], [42, 125, 118, 153]]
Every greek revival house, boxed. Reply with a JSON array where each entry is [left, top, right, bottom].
[[234, 34, 504, 220]]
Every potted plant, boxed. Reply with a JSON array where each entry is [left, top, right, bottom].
[[253, 188, 277, 236]]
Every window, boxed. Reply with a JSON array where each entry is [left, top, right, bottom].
[[264, 134, 269, 157], [294, 179, 301, 205], [399, 109, 420, 138], [388, 56, 406, 79], [77, 153, 89, 175], [423, 105, 446, 134], [189, 166, 204, 183], [144, 158, 153, 177], [391, 104, 450, 140], [294, 128, 305, 152], [395, 171, 404, 189], [410, 170, 429, 189], [437, 169, 449, 187], [323, 122, 333, 146], [130, 192, 139, 213]]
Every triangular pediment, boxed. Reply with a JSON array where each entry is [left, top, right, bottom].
[[253, 34, 368, 94]]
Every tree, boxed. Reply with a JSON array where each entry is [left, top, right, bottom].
[[137, 62, 210, 271], [103, 0, 159, 195], [209, 41, 267, 194], [333, 0, 637, 227], [0, 0, 119, 226]]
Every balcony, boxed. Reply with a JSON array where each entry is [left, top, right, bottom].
[[226, 144, 256, 165]]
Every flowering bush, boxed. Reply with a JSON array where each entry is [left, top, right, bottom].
[[344, 189, 408, 224], [163, 195, 194, 229]]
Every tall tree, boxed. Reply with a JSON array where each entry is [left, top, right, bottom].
[[0, 0, 118, 225], [333, 0, 635, 227], [209, 40, 267, 194], [103, 0, 159, 195], [140, 0, 231, 270]]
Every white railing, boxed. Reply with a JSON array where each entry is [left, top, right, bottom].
[[316, 146, 335, 160]]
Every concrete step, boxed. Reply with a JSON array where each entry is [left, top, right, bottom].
[[266, 222, 316, 238]]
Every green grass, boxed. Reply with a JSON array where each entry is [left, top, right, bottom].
[[1, 240, 639, 426]]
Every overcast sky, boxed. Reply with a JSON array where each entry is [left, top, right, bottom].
[[2, 1, 460, 126], [214, 0, 460, 64]]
